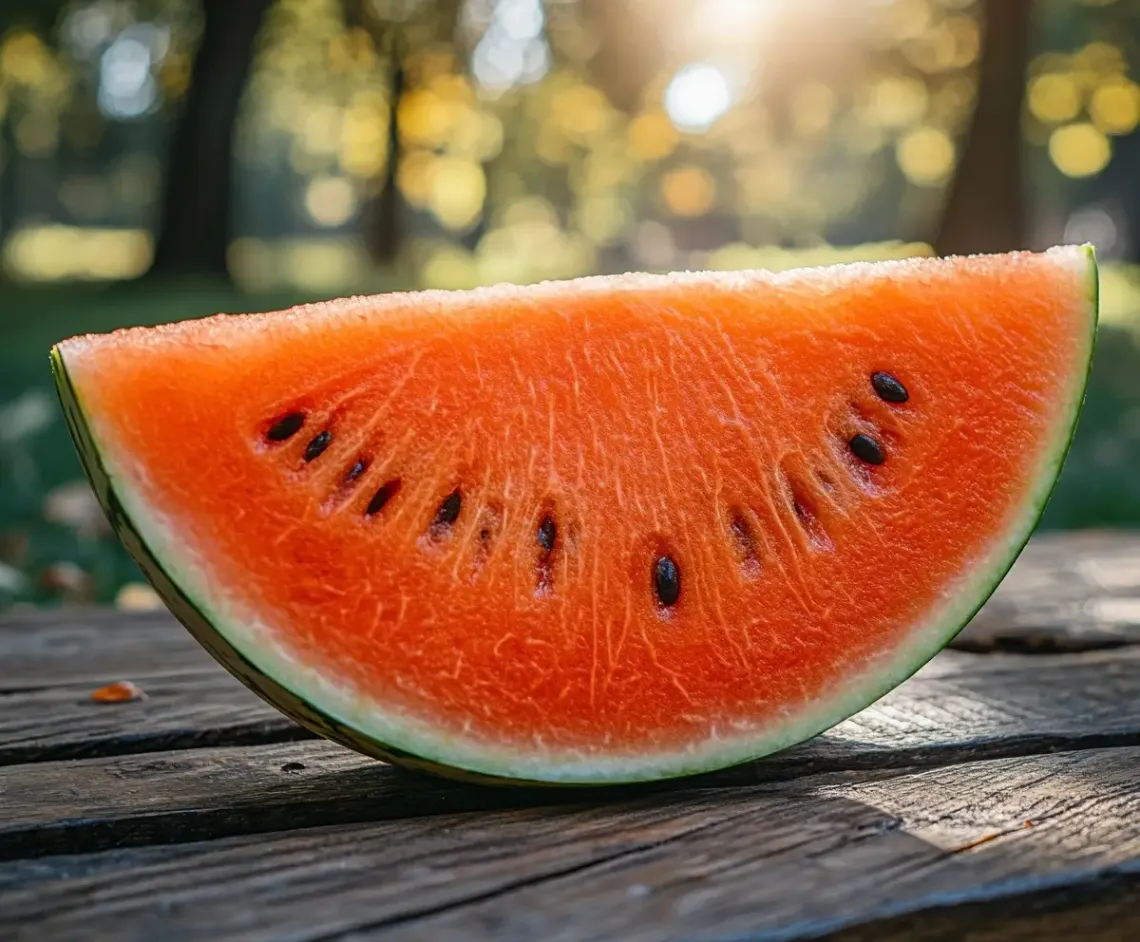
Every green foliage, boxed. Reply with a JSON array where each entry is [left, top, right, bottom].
[[0, 0, 67, 35]]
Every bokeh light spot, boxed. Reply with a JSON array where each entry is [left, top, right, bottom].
[[1090, 80, 1140, 135], [790, 83, 835, 136], [429, 157, 486, 230], [1, 31, 51, 86], [4, 226, 152, 280], [660, 166, 717, 217], [896, 126, 955, 185], [340, 96, 389, 179], [398, 89, 451, 146], [886, 0, 932, 42], [552, 84, 614, 141], [471, 0, 550, 93], [398, 150, 437, 207], [98, 33, 157, 119], [665, 64, 732, 133], [1049, 122, 1112, 177], [862, 76, 928, 128], [1028, 74, 1081, 124], [1063, 205, 1119, 256], [628, 112, 678, 162], [575, 194, 630, 245], [304, 176, 357, 227], [421, 244, 479, 289], [301, 103, 343, 157]]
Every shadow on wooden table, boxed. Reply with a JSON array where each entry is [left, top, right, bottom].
[[5, 749, 1139, 941]]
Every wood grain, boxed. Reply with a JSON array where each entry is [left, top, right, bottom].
[[6, 627, 1140, 768], [4, 646, 1140, 859], [0, 669, 312, 765], [952, 531, 1140, 652], [2, 747, 1137, 942], [3, 531, 1139, 767], [5, 533, 1140, 940], [823, 877, 1140, 941], [0, 609, 216, 692]]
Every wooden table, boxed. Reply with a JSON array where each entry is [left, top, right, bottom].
[[4, 531, 1140, 941]]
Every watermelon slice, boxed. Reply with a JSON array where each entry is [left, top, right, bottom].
[[51, 246, 1097, 785]]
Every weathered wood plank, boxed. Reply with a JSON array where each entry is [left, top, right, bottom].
[[2, 747, 1138, 942], [397, 747, 1140, 942], [0, 670, 312, 766], [2, 531, 1138, 766], [6, 630, 1140, 767], [952, 531, 1140, 652], [0, 609, 215, 692], [4, 646, 1140, 859], [823, 878, 1140, 942]]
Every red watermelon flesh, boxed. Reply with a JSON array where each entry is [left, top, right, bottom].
[[51, 246, 1097, 784]]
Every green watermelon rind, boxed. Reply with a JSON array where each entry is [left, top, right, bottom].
[[50, 245, 1099, 786]]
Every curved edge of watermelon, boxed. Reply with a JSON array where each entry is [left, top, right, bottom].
[[50, 347, 500, 783], [50, 246, 1099, 787]]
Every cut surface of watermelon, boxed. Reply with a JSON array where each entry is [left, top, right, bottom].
[[52, 246, 1097, 784]]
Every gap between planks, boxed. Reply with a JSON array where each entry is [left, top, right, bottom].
[[5, 643, 1140, 862], [0, 669, 316, 766], [5, 641, 1140, 768], [2, 747, 1139, 942]]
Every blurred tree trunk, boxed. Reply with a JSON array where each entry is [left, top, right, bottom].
[[934, 0, 1032, 256], [581, 0, 663, 113], [147, 0, 272, 279], [344, 0, 399, 265], [0, 119, 17, 254], [363, 33, 404, 266], [353, 0, 460, 266]]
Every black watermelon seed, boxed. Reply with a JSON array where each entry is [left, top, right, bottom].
[[267, 412, 305, 442], [871, 372, 909, 403], [654, 555, 681, 608], [849, 433, 886, 465], [433, 489, 462, 528], [537, 514, 557, 553], [365, 479, 401, 516], [303, 430, 332, 462], [344, 457, 369, 485]]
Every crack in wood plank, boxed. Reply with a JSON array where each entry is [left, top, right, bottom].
[[0, 669, 317, 766], [371, 748, 1140, 942], [2, 748, 1138, 942], [302, 808, 765, 942], [4, 646, 1140, 860], [5, 641, 1140, 769], [952, 531, 1140, 653], [811, 870, 1140, 941], [4, 726, 1140, 864]]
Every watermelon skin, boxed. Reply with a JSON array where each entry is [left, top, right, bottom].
[[51, 247, 1098, 786]]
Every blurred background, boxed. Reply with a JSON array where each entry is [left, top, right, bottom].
[[2, 0, 1140, 609]]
